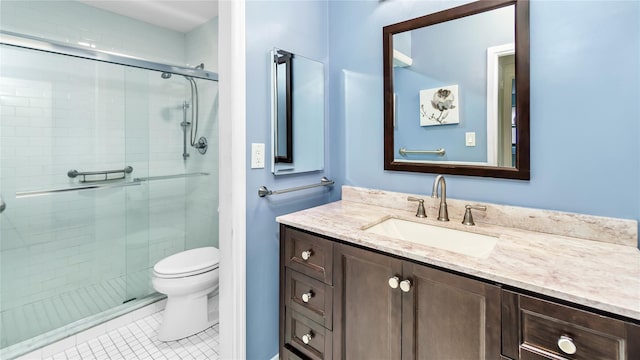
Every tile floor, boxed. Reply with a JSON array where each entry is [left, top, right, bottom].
[[39, 312, 219, 360]]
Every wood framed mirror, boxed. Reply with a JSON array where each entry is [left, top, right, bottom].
[[383, 0, 529, 179]]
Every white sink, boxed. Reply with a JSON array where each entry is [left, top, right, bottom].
[[363, 217, 497, 258]]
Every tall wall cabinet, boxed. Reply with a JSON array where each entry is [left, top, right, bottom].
[[279, 225, 639, 360]]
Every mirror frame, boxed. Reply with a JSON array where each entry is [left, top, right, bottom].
[[383, 0, 530, 180]]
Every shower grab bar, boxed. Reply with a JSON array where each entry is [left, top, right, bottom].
[[398, 147, 446, 156], [258, 177, 335, 198], [16, 172, 209, 198], [68, 166, 134, 183]]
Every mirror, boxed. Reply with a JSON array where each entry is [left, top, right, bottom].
[[271, 48, 325, 175], [383, 0, 529, 179]]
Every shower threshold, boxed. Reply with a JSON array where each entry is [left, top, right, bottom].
[[0, 293, 165, 360]]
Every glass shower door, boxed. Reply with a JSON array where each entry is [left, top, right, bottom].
[[0, 44, 152, 351]]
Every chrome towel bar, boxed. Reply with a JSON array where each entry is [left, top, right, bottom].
[[258, 177, 334, 198], [16, 181, 141, 198], [398, 147, 446, 156], [16, 172, 209, 198], [68, 166, 133, 183]]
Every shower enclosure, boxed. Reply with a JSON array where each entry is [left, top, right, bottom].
[[0, 31, 219, 358]]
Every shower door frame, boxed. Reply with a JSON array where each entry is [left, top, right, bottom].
[[0, 30, 219, 81]]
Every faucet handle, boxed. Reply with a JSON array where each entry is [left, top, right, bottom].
[[407, 197, 427, 218], [462, 204, 487, 226]]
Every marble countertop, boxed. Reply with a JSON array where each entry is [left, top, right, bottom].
[[276, 189, 640, 321]]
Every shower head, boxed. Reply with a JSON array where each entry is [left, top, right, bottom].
[[161, 72, 172, 79]]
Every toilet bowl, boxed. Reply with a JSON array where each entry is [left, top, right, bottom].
[[152, 247, 219, 342]]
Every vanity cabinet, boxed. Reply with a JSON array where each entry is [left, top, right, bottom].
[[279, 225, 501, 359], [279, 224, 640, 360], [502, 291, 640, 360], [333, 243, 502, 359]]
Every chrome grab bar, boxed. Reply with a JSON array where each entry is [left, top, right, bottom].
[[399, 147, 446, 156], [68, 166, 133, 183], [258, 177, 334, 198], [16, 172, 209, 198]]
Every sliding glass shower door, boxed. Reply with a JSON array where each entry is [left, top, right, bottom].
[[0, 44, 155, 349]]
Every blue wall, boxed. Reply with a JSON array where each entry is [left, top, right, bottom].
[[245, 0, 639, 358], [329, 0, 639, 220], [245, 1, 338, 359]]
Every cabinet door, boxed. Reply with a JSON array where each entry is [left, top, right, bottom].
[[402, 262, 502, 360], [333, 244, 403, 360]]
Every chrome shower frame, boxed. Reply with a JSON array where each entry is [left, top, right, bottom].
[[0, 30, 219, 81]]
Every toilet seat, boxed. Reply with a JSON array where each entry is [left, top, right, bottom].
[[153, 247, 220, 279]]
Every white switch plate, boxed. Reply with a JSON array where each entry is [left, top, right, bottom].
[[465, 132, 476, 147], [251, 143, 265, 169]]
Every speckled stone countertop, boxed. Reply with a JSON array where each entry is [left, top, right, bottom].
[[276, 186, 640, 321]]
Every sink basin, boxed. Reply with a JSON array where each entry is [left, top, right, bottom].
[[363, 217, 497, 258]]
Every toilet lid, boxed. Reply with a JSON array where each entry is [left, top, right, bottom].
[[153, 247, 220, 278]]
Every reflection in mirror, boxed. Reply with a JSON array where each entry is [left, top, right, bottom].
[[271, 48, 324, 175], [384, 0, 529, 179], [274, 50, 293, 163]]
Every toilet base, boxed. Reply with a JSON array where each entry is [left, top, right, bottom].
[[158, 292, 215, 342]]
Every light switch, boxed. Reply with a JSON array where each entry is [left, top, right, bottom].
[[465, 132, 476, 147], [251, 143, 265, 169]]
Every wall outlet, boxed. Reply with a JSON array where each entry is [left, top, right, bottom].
[[251, 143, 265, 169], [465, 132, 476, 147]]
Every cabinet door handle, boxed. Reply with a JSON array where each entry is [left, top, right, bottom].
[[302, 331, 314, 344], [388, 276, 400, 289], [301, 250, 313, 260], [301, 291, 314, 303], [557, 335, 577, 355], [400, 279, 412, 292]]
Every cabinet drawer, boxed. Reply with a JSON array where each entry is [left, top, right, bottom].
[[282, 346, 307, 360], [285, 268, 333, 329], [519, 295, 627, 360], [285, 309, 333, 360], [284, 227, 333, 284]]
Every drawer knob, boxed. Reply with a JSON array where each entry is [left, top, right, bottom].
[[302, 332, 314, 344], [400, 279, 412, 292], [388, 276, 400, 289], [557, 335, 577, 355], [301, 291, 314, 303], [301, 250, 313, 260]]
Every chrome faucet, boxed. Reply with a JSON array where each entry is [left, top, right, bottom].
[[431, 175, 449, 221]]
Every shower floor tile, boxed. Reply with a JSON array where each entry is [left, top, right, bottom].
[[43, 313, 219, 360]]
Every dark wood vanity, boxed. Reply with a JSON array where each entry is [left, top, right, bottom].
[[279, 224, 640, 360]]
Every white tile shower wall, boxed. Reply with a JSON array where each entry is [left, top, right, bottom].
[[185, 18, 220, 250], [0, 1, 185, 66]]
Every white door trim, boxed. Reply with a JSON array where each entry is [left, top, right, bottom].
[[218, 0, 246, 359]]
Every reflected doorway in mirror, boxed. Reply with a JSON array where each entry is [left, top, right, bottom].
[[419, 85, 459, 126]]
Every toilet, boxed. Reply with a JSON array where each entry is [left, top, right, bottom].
[[152, 246, 220, 342]]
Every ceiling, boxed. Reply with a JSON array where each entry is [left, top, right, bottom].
[[78, 0, 218, 33]]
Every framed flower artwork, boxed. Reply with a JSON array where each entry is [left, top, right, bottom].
[[419, 85, 459, 126]]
